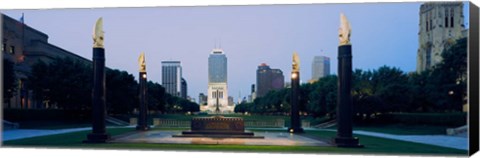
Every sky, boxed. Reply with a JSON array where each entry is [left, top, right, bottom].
[[1, 2, 469, 102]]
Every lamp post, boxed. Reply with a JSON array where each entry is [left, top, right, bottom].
[[136, 52, 149, 131], [84, 17, 110, 143], [334, 13, 362, 148], [288, 52, 303, 133]]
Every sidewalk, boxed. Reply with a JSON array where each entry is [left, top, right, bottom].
[[2, 127, 468, 150], [2, 127, 91, 141], [312, 128, 468, 150]]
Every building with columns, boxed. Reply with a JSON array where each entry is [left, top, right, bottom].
[[201, 48, 234, 113]]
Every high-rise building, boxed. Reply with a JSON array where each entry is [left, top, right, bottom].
[[162, 61, 182, 97], [256, 63, 284, 98], [311, 56, 330, 82], [417, 2, 466, 73], [202, 48, 233, 113], [181, 78, 187, 99]]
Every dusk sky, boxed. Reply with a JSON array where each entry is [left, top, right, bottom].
[[1, 2, 469, 102]]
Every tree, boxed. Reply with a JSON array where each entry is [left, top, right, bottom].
[[29, 57, 92, 110], [106, 69, 138, 114], [307, 75, 337, 117], [426, 38, 467, 111], [147, 81, 166, 113], [3, 59, 16, 107]]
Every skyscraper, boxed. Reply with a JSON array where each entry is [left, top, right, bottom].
[[311, 56, 331, 82], [162, 61, 182, 97], [203, 48, 232, 113], [256, 63, 284, 98], [417, 2, 466, 72]]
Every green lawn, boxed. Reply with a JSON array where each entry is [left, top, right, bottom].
[[3, 127, 467, 156]]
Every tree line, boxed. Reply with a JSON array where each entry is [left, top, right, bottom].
[[235, 38, 467, 121], [5, 57, 199, 115]]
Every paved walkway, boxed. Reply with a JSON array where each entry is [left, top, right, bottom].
[[2, 127, 468, 150], [111, 130, 330, 146], [311, 128, 468, 150]]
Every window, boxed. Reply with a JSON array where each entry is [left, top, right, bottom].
[[426, 20, 429, 32], [1, 43, 5, 53], [445, 17, 449, 28], [450, 9, 454, 27], [9, 46, 15, 54], [445, 9, 449, 28], [426, 47, 432, 68]]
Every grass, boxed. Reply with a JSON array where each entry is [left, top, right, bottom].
[[3, 127, 467, 156]]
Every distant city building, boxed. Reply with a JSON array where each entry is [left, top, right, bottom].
[[249, 84, 256, 102], [202, 48, 234, 113], [417, 2, 466, 72], [187, 96, 195, 103], [228, 96, 234, 106], [162, 61, 182, 97], [311, 56, 330, 82], [198, 93, 208, 105], [256, 63, 284, 98], [181, 78, 187, 99], [2, 14, 92, 109]]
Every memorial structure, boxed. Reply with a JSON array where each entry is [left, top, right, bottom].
[[136, 52, 149, 131], [83, 17, 110, 143], [333, 13, 363, 148], [288, 52, 304, 133], [174, 87, 263, 138]]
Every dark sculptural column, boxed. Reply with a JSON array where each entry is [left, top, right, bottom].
[[288, 52, 303, 133], [334, 13, 362, 148], [136, 53, 149, 131], [84, 17, 110, 143]]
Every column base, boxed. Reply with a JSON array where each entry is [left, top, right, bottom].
[[334, 136, 363, 148], [287, 127, 304, 133], [83, 133, 110, 143], [136, 125, 150, 131]]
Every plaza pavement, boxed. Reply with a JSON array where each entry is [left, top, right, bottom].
[[1, 127, 468, 150]]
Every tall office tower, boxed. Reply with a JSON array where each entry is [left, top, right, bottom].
[[311, 56, 331, 82], [181, 78, 187, 99], [162, 61, 182, 97], [204, 48, 231, 113], [417, 2, 466, 73], [256, 63, 285, 98]]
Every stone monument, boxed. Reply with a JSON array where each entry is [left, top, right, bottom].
[[334, 13, 363, 148], [288, 52, 304, 133], [174, 89, 263, 138], [84, 17, 110, 143], [136, 52, 149, 131]]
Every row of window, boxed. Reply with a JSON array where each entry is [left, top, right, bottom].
[[212, 91, 224, 99], [426, 8, 455, 32], [2, 43, 15, 54]]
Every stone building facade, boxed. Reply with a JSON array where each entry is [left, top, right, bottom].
[[2, 14, 91, 109], [417, 2, 466, 73]]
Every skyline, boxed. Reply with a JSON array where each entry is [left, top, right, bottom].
[[1, 2, 469, 101]]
